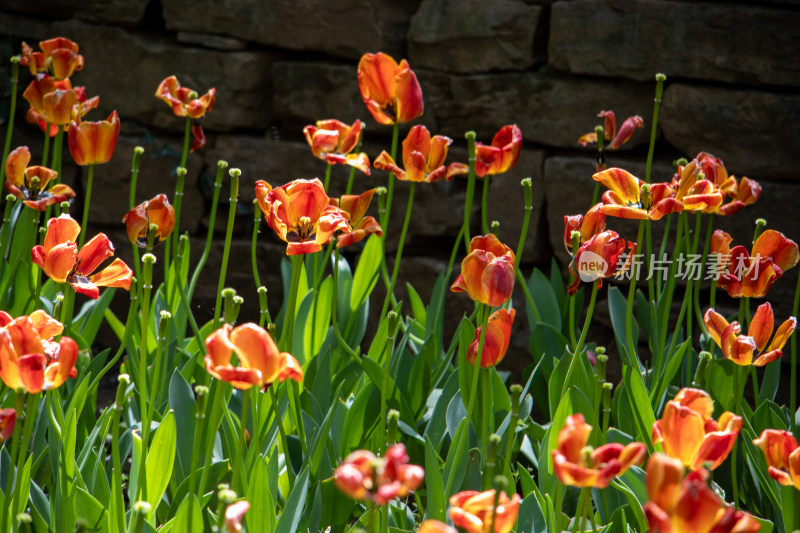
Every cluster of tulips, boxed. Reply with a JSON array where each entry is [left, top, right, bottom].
[[0, 35, 798, 533]]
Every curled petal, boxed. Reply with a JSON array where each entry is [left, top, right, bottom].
[[752, 229, 799, 273], [748, 302, 774, 352], [607, 115, 644, 149], [703, 308, 731, 348], [593, 168, 641, 206]]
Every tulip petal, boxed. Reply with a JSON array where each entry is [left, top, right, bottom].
[[748, 302, 774, 352]]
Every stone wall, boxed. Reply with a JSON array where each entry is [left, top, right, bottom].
[[1, 1, 799, 366]]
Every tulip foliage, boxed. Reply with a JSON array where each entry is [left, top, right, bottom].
[[0, 37, 798, 533]]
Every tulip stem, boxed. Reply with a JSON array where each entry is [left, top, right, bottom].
[[625, 220, 647, 366], [465, 305, 490, 450], [731, 364, 744, 509], [78, 164, 94, 247], [562, 280, 599, 402], [694, 214, 715, 337], [180, 115, 191, 170], [231, 389, 250, 494], [480, 368, 494, 465], [288, 381, 307, 455], [572, 487, 591, 533], [213, 168, 240, 327], [381, 123, 400, 230], [480, 175, 491, 235], [332, 249, 360, 361], [251, 200, 262, 290], [344, 140, 361, 196], [170, 166, 187, 270], [0, 57, 19, 182], [10, 393, 38, 533], [645, 74, 666, 184], [381, 181, 416, 319], [462, 131, 477, 250], [323, 162, 332, 193], [269, 384, 294, 491], [280, 254, 304, 352], [189, 161, 227, 300], [41, 124, 51, 168]]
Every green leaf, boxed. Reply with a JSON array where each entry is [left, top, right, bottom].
[[608, 287, 641, 370], [424, 436, 446, 521], [246, 457, 276, 533], [526, 268, 562, 330], [275, 467, 309, 533], [168, 371, 196, 482], [171, 494, 203, 533], [442, 418, 469, 497], [705, 358, 736, 412], [145, 411, 176, 510], [547, 392, 573, 476], [650, 339, 690, 410], [350, 235, 382, 312], [622, 365, 658, 452], [303, 276, 332, 364], [74, 488, 109, 533], [406, 283, 427, 327], [517, 493, 547, 533]]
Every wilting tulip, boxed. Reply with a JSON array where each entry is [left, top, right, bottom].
[[333, 189, 383, 248], [0, 409, 16, 442], [593, 168, 683, 220], [67, 110, 120, 166], [357, 52, 423, 125], [334, 443, 424, 505], [204, 323, 302, 390], [155, 75, 215, 151], [4, 146, 75, 210], [122, 194, 176, 247], [31, 215, 133, 299], [255, 178, 351, 255], [374, 125, 468, 183], [552, 413, 646, 488], [670, 160, 725, 213], [753, 429, 800, 490], [449, 489, 521, 533], [468, 308, 515, 367], [224, 500, 250, 533], [418, 520, 458, 533], [303, 119, 370, 174], [451, 234, 515, 307], [578, 110, 644, 151], [710, 229, 799, 298], [23, 76, 98, 135], [0, 310, 78, 393], [643, 453, 761, 533], [567, 230, 636, 295], [652, 388, 741, 470], [718, 177, 761, 216], [21, 38, 84, 79], [563, 203, 606, 254], [704, 304, 796, 367], [474, 125, 522, 177]]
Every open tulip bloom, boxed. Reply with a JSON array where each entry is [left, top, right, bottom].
[[255, 178, 351, 255], [652, 388, 741, 471], [23, 76, 99, 135], [563, 203, 606, 254], [20, 38, 84, 80], [4, 146, 74, 210], [704, 303, 796, 366], [552, 413, 646, 488], [303, 119, 370, 174], [451, 234, 515, 307], [31, 215, 133, 299], [474, 124, 522, 177], [155, 75, 215, 151], [334, 443, 425, 505], [332, 188, 383, 248], [710, 228, 799, 298], [374, 125, 468, 183], [753, 429, 800, 490], [0, 310, 78, 393], [567, 229, 636, 294], [593, 168, 683, 220], [448, 489, 522, 533], [122, 193, 176, 247], [578, 110, 644, 150]]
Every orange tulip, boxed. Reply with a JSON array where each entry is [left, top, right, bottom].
[[753, 429, 800, 490], [418, 520, 458, 533], [255, 178, 351, 255], [332, 189, 383, 248], [155, 75, 215, 151], [643, 453, 761, 533], [4, 146, 75, 210], [578, 110, 644, 150], [593, 168, 683, 220], [448, 490, 521, 533], [0, 310, 78, 393], [23, 76, 98, 136], [468, 308, 515, 367], [357, 52, 423, 125], [204, 323, 302, 390], [652, 388, 741, 470], [21, 38, 84, 80], [303, 119, 370, 175], [704, 304, 796, 367], [31, 215, 133, 299], [67, 110, 120, 166], [334, 443, 425, 505], [670, 160, 725, 213], [224, 500, 250, 533], [474, 125, 522, 177], [0, 408, 15, 442], [374, 125, 468, 183], [451, 234, 515, 307], [563, 203, 606, 254], [710, 229, 799, 298], [567, 229, 636, 295], [552, 413, 646, 488], [718, 177, 761, 216], [122, 194, 176, 247]]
